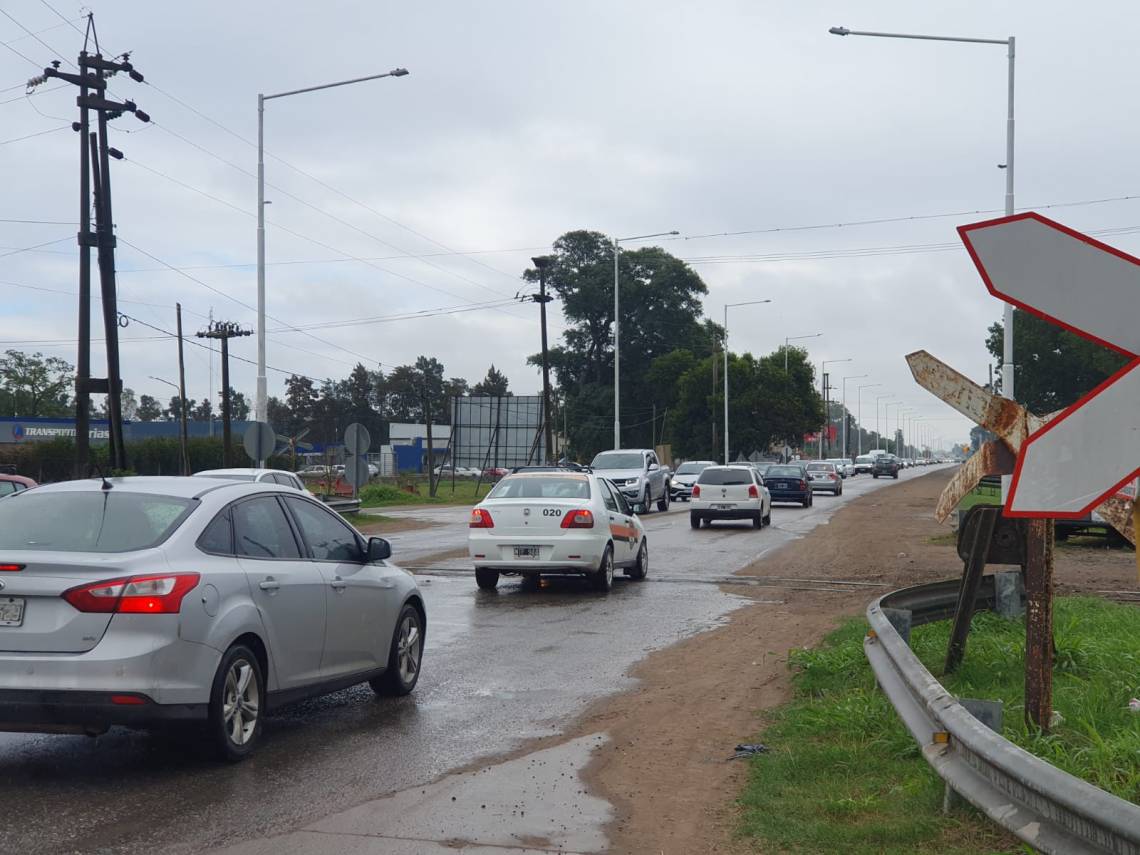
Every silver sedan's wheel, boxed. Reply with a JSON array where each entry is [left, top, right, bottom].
[[372, 603, 424, 696], [208, 644, 264, 761]]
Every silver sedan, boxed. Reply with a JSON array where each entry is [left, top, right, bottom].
[[0, 476, 425, 760]]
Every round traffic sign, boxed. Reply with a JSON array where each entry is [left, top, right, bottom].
[[243, 421, 277, 463], [344, 423, 371, 455], [345, 454, 371, 488]]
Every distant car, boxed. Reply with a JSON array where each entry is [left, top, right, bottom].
[[669, 460, 717, 502], [872, 455, 901, 479], [825, 458, 853, 478], [296, 465, 331, 477], [590, 449, 670, 512], [689, 465, 772, 529], [195, 468, 309, 493], [0, 474, 36, 497], [806, 461, 843, 495], [853, 455, 874, 475], [0, 476, 425, 760], [468, 468, 648, 592], [763, 463, 812, 507], [481, 467, 509, 479]]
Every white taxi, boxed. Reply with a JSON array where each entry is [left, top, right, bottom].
[[468, 467, 648, 593], [689, 464, 772, 529]]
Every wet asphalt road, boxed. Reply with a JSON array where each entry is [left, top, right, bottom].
[[0, 466, 948, 855]]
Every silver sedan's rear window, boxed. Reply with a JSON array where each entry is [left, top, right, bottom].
[[487, 476, 591, 500], [0, 491, 193, 552]]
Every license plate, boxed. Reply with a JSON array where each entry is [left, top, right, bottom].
[[713, 503, 735, 510], [513, 546, 540, 559], [777, 483, 788, 489], [0, 597, 25, 627]]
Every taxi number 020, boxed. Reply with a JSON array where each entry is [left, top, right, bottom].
[[541, 508, 562, 517]]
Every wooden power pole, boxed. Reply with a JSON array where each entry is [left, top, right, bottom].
[[196, 321, 251, 467]]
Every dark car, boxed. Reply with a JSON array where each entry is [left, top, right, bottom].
[[872, 455, 900, 479], [763, 463, 812, 507]]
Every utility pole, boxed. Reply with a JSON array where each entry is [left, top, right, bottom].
[[527, 256, 555, 464], [208, 307, 215, 437], [175, 304, 191, 475], [196, 321, 251, 467], [34, 16, 150, 474]]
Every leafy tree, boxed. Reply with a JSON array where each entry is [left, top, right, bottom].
[[266, 396, 291, 432], [99, 388, 138, 421], [285, 374, 319, 431], [472, 365, 511, 396], [190, 398, 211, 422], [136, 394, 163, 422], [0, 350, 73, 416], [228, 389, 250, 422], [523, 231, 714, 457], [986, 309, 1128, 414]]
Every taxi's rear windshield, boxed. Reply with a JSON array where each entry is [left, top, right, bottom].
[[487, 476, 591, 500], [697, 468, 752, 486]]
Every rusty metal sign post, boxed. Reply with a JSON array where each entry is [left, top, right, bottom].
[[909, 212, 1140, 731]]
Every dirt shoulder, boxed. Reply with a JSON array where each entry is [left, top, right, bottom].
[[575, 470, 1136, 855]]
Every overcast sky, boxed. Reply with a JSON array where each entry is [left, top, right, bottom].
[[2, 0, 1136, 450]]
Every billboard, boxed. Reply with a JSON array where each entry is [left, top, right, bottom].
[[0, 418, 111, 444], [451, 396, 545, 470]]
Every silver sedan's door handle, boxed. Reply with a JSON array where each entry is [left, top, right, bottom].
[[330, 576, 347, 592], [258, 577, 279, 592]]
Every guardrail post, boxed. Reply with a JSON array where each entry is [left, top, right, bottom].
[[994, 570, 1024, 619], [881, 608, 912, 644], [943, 699, 1004, 813]]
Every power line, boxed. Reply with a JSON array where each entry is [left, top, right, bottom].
[[0, 234, 72, 260], [0, 8, 69, 65], [121, 154, 526, 313], [144, 119, 525, 306], [0, 124, 68, 146], [143, 79, 527, 289]]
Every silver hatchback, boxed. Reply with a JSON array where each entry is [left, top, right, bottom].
[[0, 476, 425, 760]]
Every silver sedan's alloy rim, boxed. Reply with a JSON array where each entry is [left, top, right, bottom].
[[640, 544, 648, 575], [223, 659, 260, 746], [396, 614, 422, 685], [605, 550, 614, 584]]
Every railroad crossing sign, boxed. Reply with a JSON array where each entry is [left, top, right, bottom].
[[959, 212, 1140, 517]]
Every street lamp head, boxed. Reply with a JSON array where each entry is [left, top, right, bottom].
[[668, 230, 680, 235], [829, 26, 850, 36], [390, 68, 410, 77]]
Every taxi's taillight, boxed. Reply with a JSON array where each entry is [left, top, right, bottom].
[[748, 484, 759, 498], [691, 485, 701, 499], [561, 509, 594, 529], [469, 508, 494, 529]]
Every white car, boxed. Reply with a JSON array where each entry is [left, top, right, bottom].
[[853, 455, 874, 475], [195, 468, 309, 493], [689, 465, 772, 529], [825, 458, 853, 478], [468, 468, 648, 593]]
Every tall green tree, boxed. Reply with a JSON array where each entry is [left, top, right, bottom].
[[0, 350, 73, 416], [472, 365, 511, 396], [285, 374, 319, 433], [523, 230, 714, 457], [987, 309, 1129, 414], [136, 394, 163, 422]]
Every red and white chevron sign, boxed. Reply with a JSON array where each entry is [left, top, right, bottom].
[[959, 212, 1140, 518]]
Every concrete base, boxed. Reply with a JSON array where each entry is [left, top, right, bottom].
[[209, 734, 612, 855]]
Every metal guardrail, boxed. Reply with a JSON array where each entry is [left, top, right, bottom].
[[866, 578, 1140, 855]]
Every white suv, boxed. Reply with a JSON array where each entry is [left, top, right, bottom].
[[689, 465, 772, 529]]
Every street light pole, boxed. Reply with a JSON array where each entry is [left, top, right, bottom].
[[840, 373, 868, 459], [613, 230, 678, 449], [255, 67, 409, 423], [784, 332, 822, 373], [875, 395, 894, 450], [724, 299, 772, 463], [856, 383, 881, 456], [829, 26, 1016, 400], [820, 358, 852, 459]]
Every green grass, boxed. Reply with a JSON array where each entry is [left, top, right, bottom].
[[358, 477, 493, 507], [737, 597, 1140, 854]]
